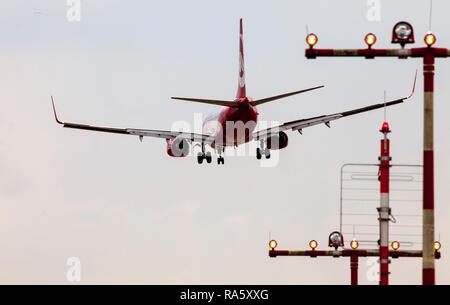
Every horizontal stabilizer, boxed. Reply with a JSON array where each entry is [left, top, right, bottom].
[[171, 97, 239, 107], [250, 85, 324, 106]]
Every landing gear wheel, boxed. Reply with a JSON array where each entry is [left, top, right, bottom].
[[217, 156, 225, 165], [264, 148, 271, 159], [197, 152, 204, 164], [256, 148, 262, 160], [206, 152, 212, 164]]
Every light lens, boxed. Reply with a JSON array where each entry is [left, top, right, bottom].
[[424, 32, 436, 47], [381, 121, 390, 132], [306, 33, 318, 47], [391, 241, 400, 251], [434, 241, 441, 251], [365, 33, 377, 47], [309, 240, 318, 250], [269, 239, 278, 250], [395, 23, 412, 40], [350, 239, 359, 250], [330, 233, 341, 244]]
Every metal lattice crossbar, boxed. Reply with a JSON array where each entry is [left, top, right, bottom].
[[340, 163, 422, 249]]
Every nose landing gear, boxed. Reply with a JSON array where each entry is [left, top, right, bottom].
[[216, 145, 225, 165]]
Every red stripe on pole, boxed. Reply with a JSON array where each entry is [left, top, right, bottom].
[[410, 47, 428, 57], [424, 53, 435, 92], [380, 246, 389, 285], [423, 150, 434, 210], [357, 49, 389, 57], [350, 254, 358, 285], [380, 138, 390, 193], [423, 268, 435, 285], [268, 250, 289, 257], [432, 47, 449, 57], [305, 48, 335, 58]]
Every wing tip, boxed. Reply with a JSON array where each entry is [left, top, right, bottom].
[[51, 96, 63, 125], [306, 84, 325, 92], [406, 69, 418, 100]]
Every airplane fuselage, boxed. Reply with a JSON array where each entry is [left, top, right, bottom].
[[203, 98, 258, 147]]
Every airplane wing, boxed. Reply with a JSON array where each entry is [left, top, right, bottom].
[[51, 97, 215, 144], [254, 71, 417, 140], [254, 95, 412, 141]]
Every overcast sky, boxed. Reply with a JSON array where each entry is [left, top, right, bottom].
[[1, 0, 449, 284]]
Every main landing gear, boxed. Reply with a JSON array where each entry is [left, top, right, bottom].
[[256, 141, 271, 160], [197, 143, 224, 165], [197, 151, 212, 164], [197, 142, 212, 164]]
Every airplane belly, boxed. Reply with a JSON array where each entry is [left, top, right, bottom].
[[221, 106, 258, 146], [203, 105, 258, 147]]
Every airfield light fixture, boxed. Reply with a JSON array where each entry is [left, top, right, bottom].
[[306, 33, 318, 48], [424, 32, 436, 47], [350, 239, 359, 250], [364, 33, 377, 48], [269, 239, 278, 250], [434, 241, 441, 252], [391, 241, 400, 251], [328, 231, 344, 250], [309, 240, 318, 250], [392, 21, 415, 47]]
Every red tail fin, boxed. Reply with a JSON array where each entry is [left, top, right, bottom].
[[236, 18, 246, 99]]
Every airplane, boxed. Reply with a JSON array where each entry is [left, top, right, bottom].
[[52, 19, 416, 165]]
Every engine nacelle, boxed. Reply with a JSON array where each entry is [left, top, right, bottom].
[[166, 136, 190, 157], [266, 131, 288, 150]]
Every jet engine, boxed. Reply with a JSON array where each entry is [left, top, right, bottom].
[[266, 131, 288, 150], [166, 135, 190, 157]]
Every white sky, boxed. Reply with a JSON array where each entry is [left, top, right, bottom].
[[0, 0, 449, 284]]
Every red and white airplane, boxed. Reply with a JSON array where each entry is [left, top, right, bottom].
[[52, 19, 415, 165]]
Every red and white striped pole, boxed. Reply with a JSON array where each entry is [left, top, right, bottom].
[[350, 253, 359, 286], [305, 41, 450, 285], [378, 121, 391, 285], [422, 50, 435, 285]]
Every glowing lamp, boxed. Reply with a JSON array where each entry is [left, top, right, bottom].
[[391, 241, 400, 251], [380, 121, 391, 133], [309, 240, 318, 250], [350, 239, 359, 250], [269, 239, 278, 250], [365, 33, 377, 48], [424, 32, 436, 47], [434, 241, 441, 252], [306, 33, 318, 48]]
